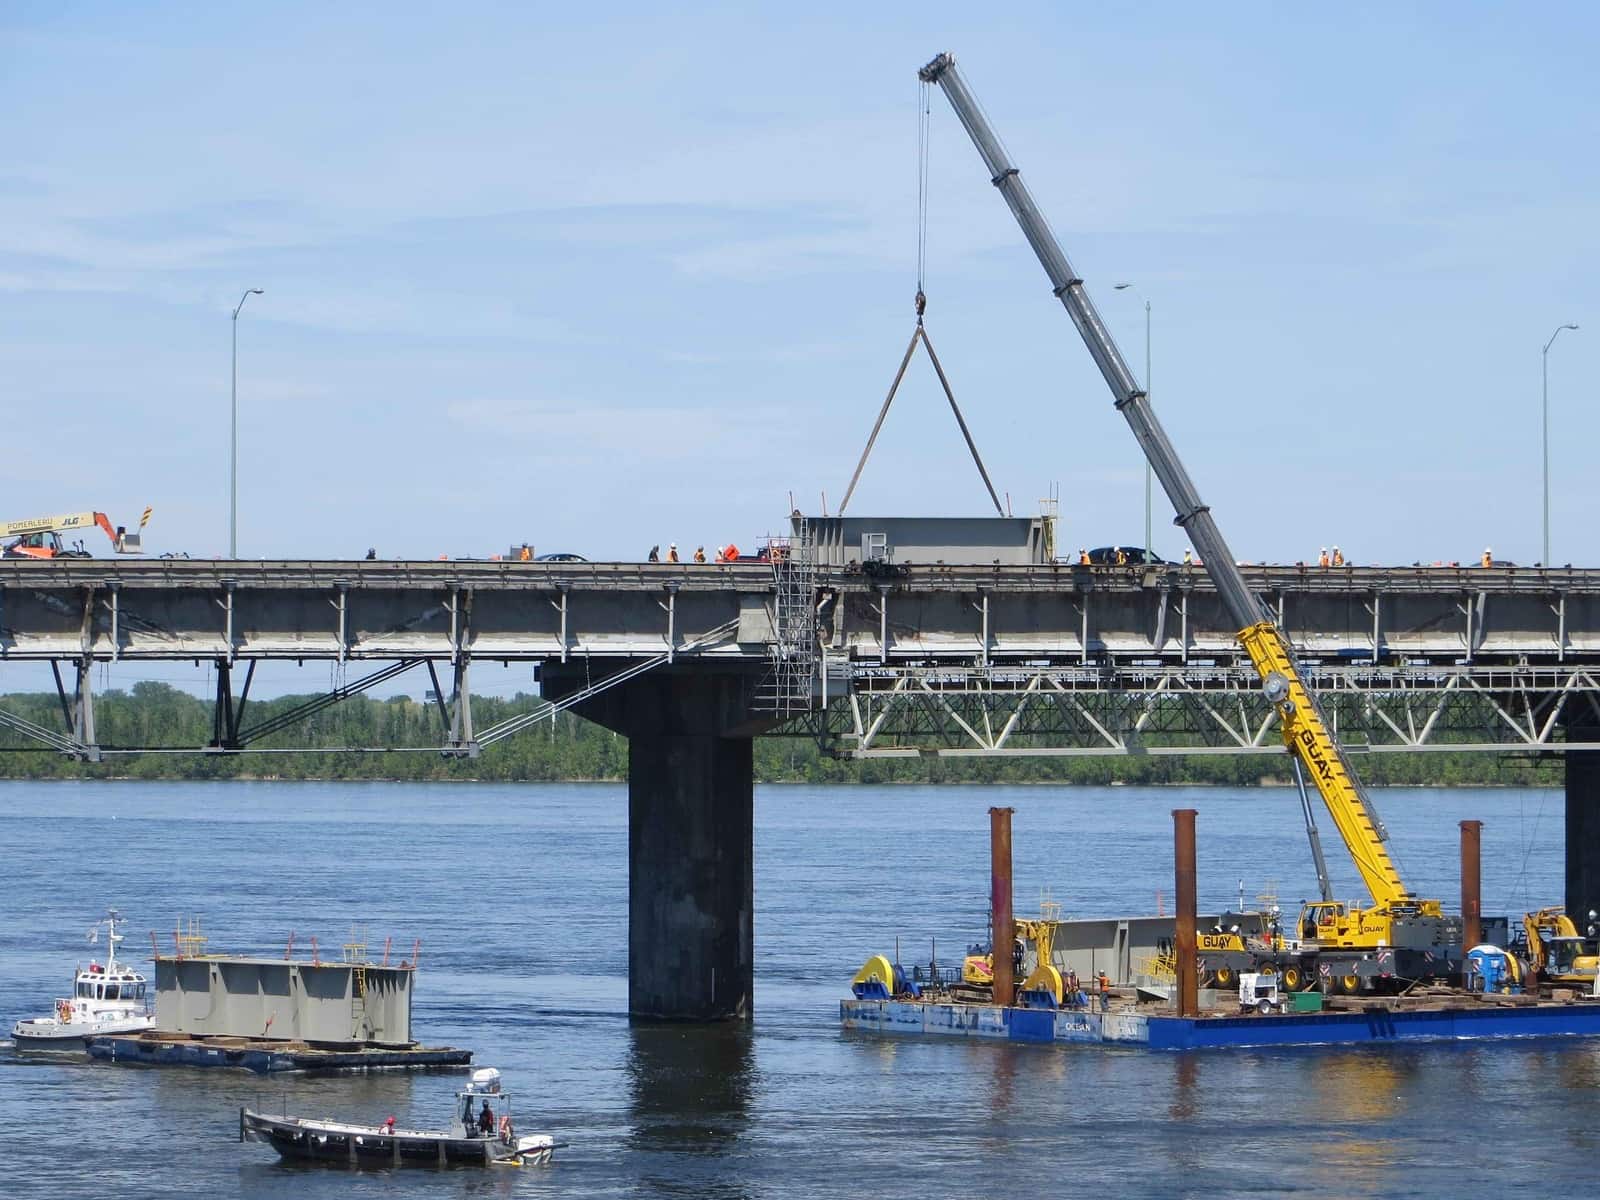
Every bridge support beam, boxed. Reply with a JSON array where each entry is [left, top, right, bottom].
[[549, 666, 768, 1021], [1567, 717, 1600, 922], [51, 658, 101, 763]]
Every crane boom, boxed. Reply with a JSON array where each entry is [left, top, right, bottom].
[[919, 52, 1417, 911]]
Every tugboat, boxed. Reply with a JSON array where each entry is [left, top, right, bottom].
[[12, 908, 154, 1048], [240, 1067, 561, 1168]]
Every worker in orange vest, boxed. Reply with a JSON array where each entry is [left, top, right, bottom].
[[1078, 548, 1089, 565], [667, 543, 679, 563], [693, 546, 707, 563], [1318, 547, 1330, 568], [1331, 546, 1344, 567], [1482, 547, 1493, 568]]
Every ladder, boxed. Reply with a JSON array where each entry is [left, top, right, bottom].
[[757, 521, 819, 716], [344, 928, 370, 1037], [351, 965, 368, 1034]]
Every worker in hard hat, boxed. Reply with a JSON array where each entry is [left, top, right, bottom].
[[1482, 547, 1492, 568], [1331, 546, 1344, 567], [667, 543, 679, 563], [1114, 547, 1127, 566], [1318, 547, 1330, 568], [1078, 548, 1089, 565], [693, 546, 706, 563], [1182, 548, 1193, 566]]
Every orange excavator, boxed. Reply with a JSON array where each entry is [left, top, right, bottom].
[[1, 509, 150, 559]]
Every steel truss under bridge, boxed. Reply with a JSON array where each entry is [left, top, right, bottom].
[[776, 663, 1600, 758], [0, 619, 740, 762]]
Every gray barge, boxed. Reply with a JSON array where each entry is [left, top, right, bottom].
[[89, 930, 470, 1073]]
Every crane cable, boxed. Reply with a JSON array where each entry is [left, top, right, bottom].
[[917, 78, 930, 305], [839, 81, 1003, 517]]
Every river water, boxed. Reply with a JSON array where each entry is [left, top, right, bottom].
[[2, 779, 1595, 1197]]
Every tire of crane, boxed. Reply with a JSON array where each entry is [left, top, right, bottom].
[[1214, 966, 1235, 989], [1337, 973, 1362, 995], [1280, 965, 1305, 992]]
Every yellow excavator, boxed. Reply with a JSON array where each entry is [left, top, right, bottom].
[[1, 509, 149, 559], [1522, 908, 1599, 987], [920, 53, 1461, 995], [957, 917, 1064, 1002]]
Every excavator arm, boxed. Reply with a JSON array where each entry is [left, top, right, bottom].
[[919, 52, 1415, 913]]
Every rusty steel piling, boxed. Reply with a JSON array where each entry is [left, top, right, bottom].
[[990, 806, 1015, 1008], [1173, 808, 1198, 1018], [1460, 819, 1483, 950]]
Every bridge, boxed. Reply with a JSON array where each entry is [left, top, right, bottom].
[[5, 553, 1600, 1020]]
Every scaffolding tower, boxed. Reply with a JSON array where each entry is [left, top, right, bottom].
[[758, 521, 818, 717]]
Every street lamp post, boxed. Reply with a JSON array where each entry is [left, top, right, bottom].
[[1542, 322, 1579, 567], [231, 288, 264, 559], [1114, 284, 1153, 556]]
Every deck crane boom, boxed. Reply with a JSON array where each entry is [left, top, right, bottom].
[[918, 52, 1455, 988]]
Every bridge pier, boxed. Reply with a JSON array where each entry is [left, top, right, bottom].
[[547, 666, 769, 1021], [1567, 717, 1600, 922]]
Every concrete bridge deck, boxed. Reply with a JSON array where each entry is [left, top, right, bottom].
[[2, 560, 1597, 664]]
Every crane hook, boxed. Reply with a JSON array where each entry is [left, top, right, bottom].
[[914, 289, 926, 322]]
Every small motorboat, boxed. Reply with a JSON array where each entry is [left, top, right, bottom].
[[240, 1067, 560, 1168], [12, 908, 154, 1048]]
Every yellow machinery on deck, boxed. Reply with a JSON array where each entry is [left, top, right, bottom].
[[957, 915, 1067, 1001], [1522, 908, 1600, 987]]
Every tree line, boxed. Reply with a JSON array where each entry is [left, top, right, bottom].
[[0, 681, 1560, 786]]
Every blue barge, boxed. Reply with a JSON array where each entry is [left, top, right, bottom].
[[840, 996, 1600, 1051]]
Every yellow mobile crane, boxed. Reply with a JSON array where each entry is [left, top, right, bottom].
[[920, 54, 1460, 995]]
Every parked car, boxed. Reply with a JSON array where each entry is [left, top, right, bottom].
[[1085, 546, 1167, 566], [536, 552, 588, 563]]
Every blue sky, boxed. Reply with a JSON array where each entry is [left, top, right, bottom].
[[3, 3, 1596, 572]]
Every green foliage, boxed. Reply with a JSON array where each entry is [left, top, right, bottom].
[[0, 686, 1560, 786]]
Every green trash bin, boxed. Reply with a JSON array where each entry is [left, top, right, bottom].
[[1291, 991, 1324, 1013]]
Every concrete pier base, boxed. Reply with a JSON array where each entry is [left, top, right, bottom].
[[549, 667, 768, 1021], [628, 732, 752, 1020], [1567, 719, 1600, 922]]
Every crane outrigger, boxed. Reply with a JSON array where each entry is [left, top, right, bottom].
[[919, 52, 1459, 993]]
